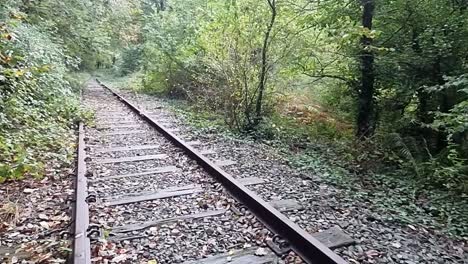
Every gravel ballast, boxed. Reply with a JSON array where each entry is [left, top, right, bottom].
[[110, 85, 468, 264], [82, 81, 308, 263]]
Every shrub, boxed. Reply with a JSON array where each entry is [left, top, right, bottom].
[[0, 17, 83, 182]]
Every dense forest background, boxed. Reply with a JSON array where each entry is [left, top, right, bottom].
[[1, 0, 467, 232], [111, 0, 466, 196]]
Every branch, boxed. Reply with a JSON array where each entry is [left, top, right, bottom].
[[302, 72, 351, 83]]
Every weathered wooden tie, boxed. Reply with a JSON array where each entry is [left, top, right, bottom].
[[98, 121, 140, 126], [186, 140, 202, 146], [111, 210, 227, 233], [105, 177, 266, 206], [237, 177, 266, 186], [215, 160, 237, 167], [106, 188, 202, 206], [101, 130, 148, 136], [96, 154, 167, 164], [200, 149, 217, 155], [269, 199, 304, 212], [89, 166, 178, 182], [311, 226, 355, 249], [181, 248, 278, 264], [97, 124, 142, 130], [96, 144, 161, 153]]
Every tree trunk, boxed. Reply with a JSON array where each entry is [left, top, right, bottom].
[[356, 0, 376, 139], [253, 0, 276, 127]]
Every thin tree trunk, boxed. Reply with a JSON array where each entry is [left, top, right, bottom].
[[356, 0, 376, 139], [253, 0, 277, 126]]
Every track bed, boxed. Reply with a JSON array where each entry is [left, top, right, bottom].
[[73, 80, 349, 264]]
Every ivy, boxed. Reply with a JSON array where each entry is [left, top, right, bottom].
[[0, 3, 97, 182]]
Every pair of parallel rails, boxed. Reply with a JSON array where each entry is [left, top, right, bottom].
[[72, 80, 347, 264]]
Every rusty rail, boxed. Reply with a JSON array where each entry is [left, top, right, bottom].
[[97, 79, 347, 264], [72, 122, 91, 264]]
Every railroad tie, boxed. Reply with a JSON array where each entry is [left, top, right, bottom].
[[88, 166, 178, 182], [95, 154, 168, 164], [186, 140, 202, 146], [214, 160, 237, 167], [105, 177, 266, 206], [96, 144, 161, 153], [105, 187, 203, 206], [97, 124, 142, 130], [110, 210, 227, 234], [180, 248, 278, 264], [100, 130, 148, 136], [269, 199, 304, 212], [97, 121, 140, 126], [199, 149, 216, 155]]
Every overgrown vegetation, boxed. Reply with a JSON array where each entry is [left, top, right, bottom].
[[147, 97, 464, 238], [0, 0, 134, 182], [1, 0, 467, 235], [105, 0, 468, 196], [104, 0, 468, 240]]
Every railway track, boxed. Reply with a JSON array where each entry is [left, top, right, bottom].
[[72, 80, 351, 264]]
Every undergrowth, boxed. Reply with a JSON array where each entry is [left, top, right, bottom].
[[100, 72, 467, 238], [0, 17, 90, 182], [163, 98, 468, 238]]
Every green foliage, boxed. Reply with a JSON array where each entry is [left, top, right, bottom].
[[137, 0, 324, 130], [428, 75, 468, 143], [168, 94, 468, 237], [0, 2, 104, 182], [111, 0, 468, 196], [116, 46, 142, 76], [385, 133, 467, 193]]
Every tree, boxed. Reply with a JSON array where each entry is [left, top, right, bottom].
[[356, 0, 375, 139], [254, 0, 277, 127]]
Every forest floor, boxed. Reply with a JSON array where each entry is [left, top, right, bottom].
[[0, 156, 75, 263], [100, 75, 468, 263]]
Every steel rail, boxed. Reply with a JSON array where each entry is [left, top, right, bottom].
[[97, 80, 347, 264], [73, 122, 92, 264]]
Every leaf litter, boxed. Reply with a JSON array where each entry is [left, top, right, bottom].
[[0, 163, 75, 263]]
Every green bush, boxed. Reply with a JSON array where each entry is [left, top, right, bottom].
[[0, 16, 83, 182], [116, 46, 142, 76]]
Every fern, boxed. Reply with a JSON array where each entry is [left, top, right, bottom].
[[387, 133, 421, 177]]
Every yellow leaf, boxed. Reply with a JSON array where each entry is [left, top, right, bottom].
[[14, 70, 24, 77], [148, 260, 158, 264]]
